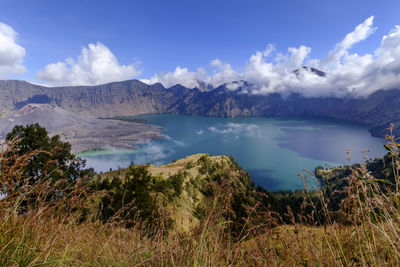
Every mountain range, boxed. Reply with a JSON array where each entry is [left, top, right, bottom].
[[1, 77, 400, 145]]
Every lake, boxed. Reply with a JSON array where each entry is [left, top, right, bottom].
[[80, 114, 387, 191]]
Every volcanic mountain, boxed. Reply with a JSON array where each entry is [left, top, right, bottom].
[[1, 79, 400, 141], [0, 103, 163, 153]]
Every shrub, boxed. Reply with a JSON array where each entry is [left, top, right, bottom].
[[170, 172, 184, 197], [98, 165, 159, 227]]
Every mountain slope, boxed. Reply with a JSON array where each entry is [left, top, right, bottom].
[[0, 104, 163, 153]]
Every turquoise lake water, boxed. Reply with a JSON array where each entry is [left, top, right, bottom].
[[80, 114, 387, 191]]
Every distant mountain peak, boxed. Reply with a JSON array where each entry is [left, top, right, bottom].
[[194, 79, 214, 92], [293, 66, 326, 77]]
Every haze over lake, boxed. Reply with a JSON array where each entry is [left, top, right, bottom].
[[80, 114, 386, 191]]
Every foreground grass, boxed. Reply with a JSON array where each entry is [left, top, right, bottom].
[[2, 212, 400, 266], [2, 128, 400, 266]]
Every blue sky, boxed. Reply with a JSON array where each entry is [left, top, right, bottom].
[[1, 0, 400, 96]]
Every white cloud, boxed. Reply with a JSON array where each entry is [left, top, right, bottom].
[[141, 66, 206, 88], [208, 123, 262, 138], [288, 45, 312, 67], [0, 22, 26, 79], [319, 16, 376, 69], [142, 59, 239, 89], [37, 42, 140, 86], [142, 16, 400, 98], [209, 59, 239, 86]]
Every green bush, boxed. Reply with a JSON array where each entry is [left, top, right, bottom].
[[170, 172, 184, 197], [98, 166, 159, 227]]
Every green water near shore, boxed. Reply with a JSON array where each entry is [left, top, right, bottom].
[[78, 149, 139, 157]]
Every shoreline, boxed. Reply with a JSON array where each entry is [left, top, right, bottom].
[[77, 148, 139, 157]]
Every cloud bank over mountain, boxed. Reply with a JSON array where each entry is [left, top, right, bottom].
[[144, 16, 400, 98], [1, 17, 400, 98], [0, 22, 26, 79]]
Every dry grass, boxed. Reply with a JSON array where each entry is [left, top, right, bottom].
[[2, 128, 400, 266]]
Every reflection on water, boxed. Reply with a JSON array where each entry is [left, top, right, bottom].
[[80, 114, 386, 191]]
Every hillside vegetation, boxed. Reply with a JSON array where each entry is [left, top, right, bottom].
[[1, 124, 400, 266], [93, 153, 255, 233]]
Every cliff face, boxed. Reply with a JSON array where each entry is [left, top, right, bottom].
[[1, 79, 400, 137], [0, 80, 46, 117], [46, 81, 186, 117], [0, 80, 190, 117]]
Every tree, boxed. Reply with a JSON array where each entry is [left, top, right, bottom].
[[4, 123, 86, 189], [99, 166, 158, 226]]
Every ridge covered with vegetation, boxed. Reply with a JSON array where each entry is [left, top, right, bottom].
[[1, 123, 400, 266]]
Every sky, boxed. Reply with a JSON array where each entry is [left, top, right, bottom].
[[1, 0, 400, 97]]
